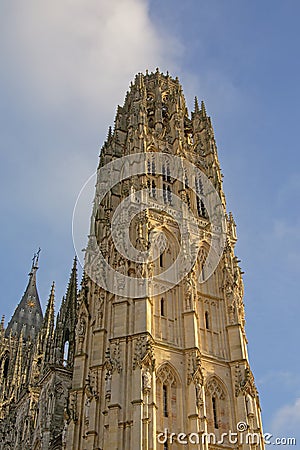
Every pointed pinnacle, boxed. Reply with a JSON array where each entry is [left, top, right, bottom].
[[0, 315, 4, 331], [194, 96, 200, 113], [201, 100, 207, 118], [46, 281, 55, 310]]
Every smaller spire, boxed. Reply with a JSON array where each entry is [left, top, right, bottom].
[[5, 251, 43, 340], [107, 126, 112, 141], [200, 100, 207, 118], [44, 282, 55, 325], [194, 96, 200, 113], [39, 282, 56, 364], [0, 315, 5, 337]]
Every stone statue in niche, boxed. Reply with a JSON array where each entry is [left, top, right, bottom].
[[97, 292, 105, 328], [184, 270, 197, 310], [228, 302, 236, 324], [195, 379, 203, 407], [142, 367, 152, 392], [78, 316, 86, 339], [105, 370, 112, 398]]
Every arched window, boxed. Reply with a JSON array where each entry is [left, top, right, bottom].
[[147, 157, 156, 175], [160, 252, 164, 268], [148, 179, 156, 198], [205, 377, 229, 433], [205, 311, 210, 329], [152, 180, 156, 198], [63, 341, 69, 367], [163, 384, 168, 417], [3, 356, 9, 379], [212, 396, 218, 429], [160, 298, 165, 316], [163, 184, 172, 205], [162, 162, 171, 182], [163, 184, 167, 203], [156, 363, 180, 430], [167, 186, 172, 204], [63, 329, 70, 367], [195, 176, 206, 217]]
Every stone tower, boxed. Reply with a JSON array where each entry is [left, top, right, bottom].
[[66, 71, 265, 450]]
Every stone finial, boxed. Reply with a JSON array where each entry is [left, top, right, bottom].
[[194, 96, 200, 113], [201, 100, 207, 118]]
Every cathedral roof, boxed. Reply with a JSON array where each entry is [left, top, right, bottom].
[[5, 250, 43, 341]]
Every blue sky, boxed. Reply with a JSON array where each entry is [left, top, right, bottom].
[[1, 0, 299, 443]]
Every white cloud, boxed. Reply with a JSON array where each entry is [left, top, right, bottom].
[[270, 397, 300, 438], [0, 0, 180, 111], [0, 0, 182, 229]]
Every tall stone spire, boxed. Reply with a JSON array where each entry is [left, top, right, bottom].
[[5, 249, 43, 340], [51, 258, 78, 368], [36, 281, 55, 357]]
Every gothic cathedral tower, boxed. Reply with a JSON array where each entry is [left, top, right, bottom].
[[66, 71, 264, 450]]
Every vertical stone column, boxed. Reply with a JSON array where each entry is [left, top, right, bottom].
[[131, 367, 143, 449]]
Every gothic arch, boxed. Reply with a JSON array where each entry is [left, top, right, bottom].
[[0, 351, 10, 380], [156, 362, 183, 436], [152, 226, 180, 263], [205, 375, 227, 400], [197, 240, 222, 296], [205, 375, 231, 432], [156, 362, 181, 387]]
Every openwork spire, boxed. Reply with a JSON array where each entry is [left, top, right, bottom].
[[5, 250, 43, 340]]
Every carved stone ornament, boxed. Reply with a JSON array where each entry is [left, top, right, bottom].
[[77, 315, 86, 339], [69, 391, 78, 423], [133, 335, 155, 370], [235, 362, 258, 398], [105, 340, 122, 373], [187, 349, 203, 385], [105, 369, 112, 398]]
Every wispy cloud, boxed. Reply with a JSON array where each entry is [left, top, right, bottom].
[[0, 0, 180, 111], [258, 371, 300, 390], [0, 0, 182, 231], [270, 397, 300, 439]]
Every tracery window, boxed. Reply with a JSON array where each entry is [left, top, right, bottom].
[[163, 184, 172, 205], [195, 175, 206, 217], [156, 364, 179, 425], [205, 377, 229, 432]]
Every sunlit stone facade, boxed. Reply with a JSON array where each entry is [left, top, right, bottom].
[[0, 71, 264, 450]]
